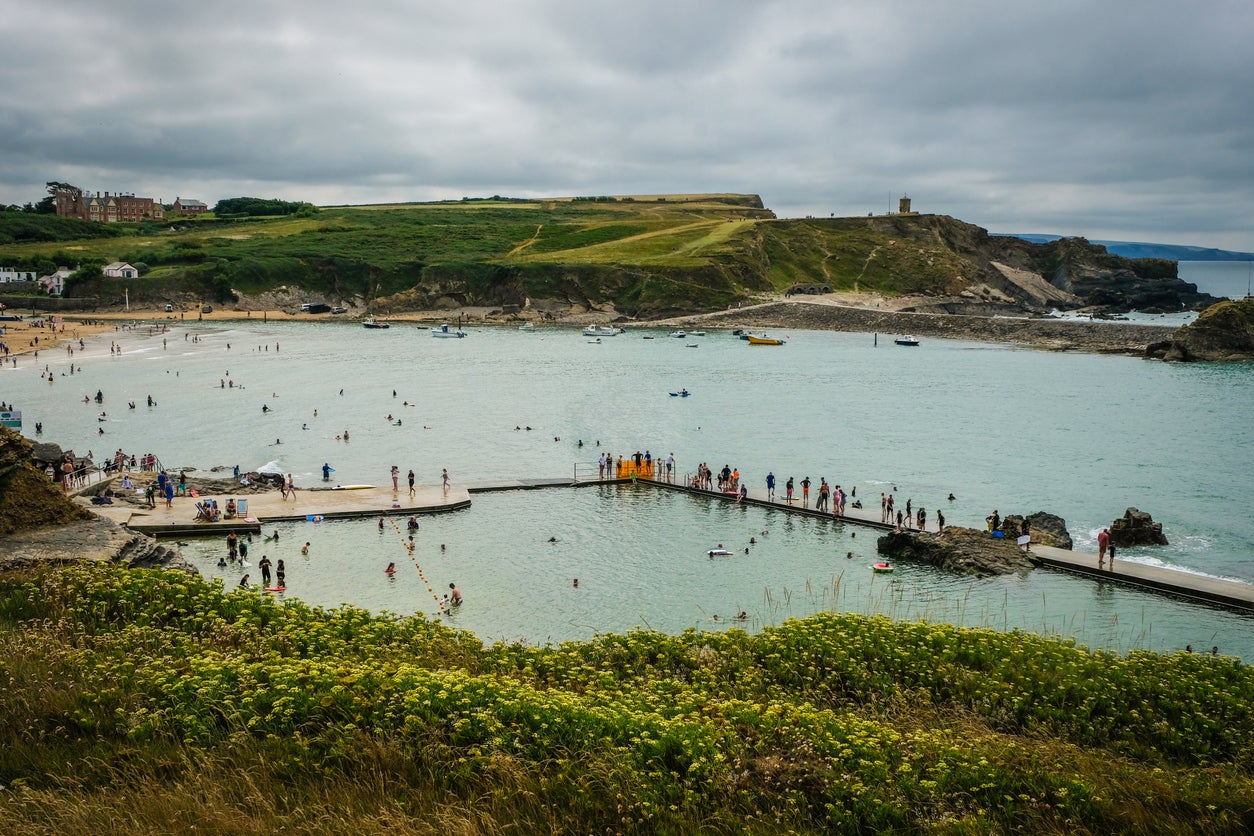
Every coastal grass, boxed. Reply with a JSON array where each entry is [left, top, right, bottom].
[[1, 563, 1252, 833]]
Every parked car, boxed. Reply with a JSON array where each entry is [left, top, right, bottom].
[[331, 306, 347, 314]]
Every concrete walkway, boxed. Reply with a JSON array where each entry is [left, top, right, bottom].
[[641, 478, 1254, 613], [81, 471, 1254, 613], [85, 483, 470, 536]]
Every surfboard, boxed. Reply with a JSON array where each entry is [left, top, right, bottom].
[[265, 585, 286, 592], [332, 484, 375, 490], [707, 549, 734, 556]]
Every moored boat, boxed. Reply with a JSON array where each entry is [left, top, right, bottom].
[[669, 330, 687, 338], [518, 322, 536, 331], [583, 325, 623, 337], [362, 316, 389, 329], [431, 324, 467, 338], [746, 334, 785, 346], [894, 335, 920, 346]]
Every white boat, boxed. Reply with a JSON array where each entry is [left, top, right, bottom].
[[431, 324, 467, 338], [669, 330, 687, 339], [583, 325, 623, 337], [518, 322, 536, 331], [362, 316, 389, 329], [894, 335, 921, 346]]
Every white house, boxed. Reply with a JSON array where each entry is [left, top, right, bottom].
[[0, 266, 38, 283], [39, 266, 75, 296], [103, 262, 138, 278]]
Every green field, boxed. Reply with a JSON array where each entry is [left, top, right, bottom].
[[0, 195, 1146, 315]]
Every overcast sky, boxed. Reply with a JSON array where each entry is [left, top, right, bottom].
[[3, 1, 1252, 249]]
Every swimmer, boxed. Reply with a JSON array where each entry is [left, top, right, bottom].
[[846, 551, 853, 559], [548, 536, 557, 542], [572, 578, 579, 587], [301, 542, 310, 555], [385, 562, 396, 575]]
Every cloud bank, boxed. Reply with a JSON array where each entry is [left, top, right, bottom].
[[3, 0, 1251, 248]]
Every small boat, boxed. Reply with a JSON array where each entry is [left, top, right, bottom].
[[686, 343, 699, 348], [872, 562, 895, 574], [894, 335, 920, 346], [518, 322, 536, 332], [669, 389, 691, 397], [362, 316, 389, 329], [746, 335, 785, 346], [583, 325, 623, 337], [690, 330, 706, 337], [586, 338, 602, 344], [431, 324, 467, 338], [642, 335, 655, 339], [669, 330, 687, 339]]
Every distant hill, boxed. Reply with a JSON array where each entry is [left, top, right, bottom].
[[996, 233, 1254, 262]]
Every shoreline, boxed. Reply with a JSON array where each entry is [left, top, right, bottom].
[[0, 294, 1179, 357]]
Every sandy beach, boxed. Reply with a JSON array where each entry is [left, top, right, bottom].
[[0, 290, 1181, 357]]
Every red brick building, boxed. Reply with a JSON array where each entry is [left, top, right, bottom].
[[54, 187, 166, 222]]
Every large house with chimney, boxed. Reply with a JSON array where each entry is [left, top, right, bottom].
[[53, 187, 170, 222]]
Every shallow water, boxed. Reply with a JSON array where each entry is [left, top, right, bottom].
[[4, 315, 1251, 654]]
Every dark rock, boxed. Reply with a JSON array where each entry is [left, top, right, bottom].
[[877, 527, 1035, 577], [1156, 298, 1254, 362], [1001, 512, 1073, 549], [1109, 507, 1168, 546]]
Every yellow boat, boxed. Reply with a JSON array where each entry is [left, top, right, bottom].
[[746, 335, 785, 346]]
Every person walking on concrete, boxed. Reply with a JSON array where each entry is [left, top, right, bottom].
[[1098, 527, 1110, 569]]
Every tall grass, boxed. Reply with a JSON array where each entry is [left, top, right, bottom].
[[1, 563, 1251, 834]]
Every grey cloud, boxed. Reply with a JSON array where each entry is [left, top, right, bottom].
[[1, 0, 1251, 248]]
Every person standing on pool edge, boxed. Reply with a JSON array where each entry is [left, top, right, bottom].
[[1097, 527, 1110, 569]]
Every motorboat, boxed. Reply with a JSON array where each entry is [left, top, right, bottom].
[[362, 316, 389, 329], [690, 330, 706, 337], [669, 330, 687, 339], [746, 334, 785, 346], [518, 322, 536, 331], [894, 335, 921, 346], [583, 325, 623, 337], [431, 324, 467, 338]]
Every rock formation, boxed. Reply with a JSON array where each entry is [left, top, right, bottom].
[[1109, 507, 1169, 547], [1000, 512, 1073, 549], [876, 527, 1035, 577], [1146, 298, 1254, 362], [0, 426, 193, 573]]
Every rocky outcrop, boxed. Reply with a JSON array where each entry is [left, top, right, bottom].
[[1147, 298, 1254, 362], [0, 427, 91, 536], [0, 426, 193, 573], [1000, 512, 1073, 549], [877, 527, 1035, 577], [1109, 507, 1168, 547], [0, 514, 194, 573]]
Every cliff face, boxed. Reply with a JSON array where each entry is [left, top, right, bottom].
[[1148, 298, 1254, 361], [758, 215, 1221, 315]]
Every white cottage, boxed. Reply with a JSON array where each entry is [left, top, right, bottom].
[[103, 262, 138, 278]]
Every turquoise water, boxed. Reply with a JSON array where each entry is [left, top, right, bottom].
[[3, 318, 1251, 655]]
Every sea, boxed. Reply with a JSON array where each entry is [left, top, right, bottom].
[[1, 261, 1250, 655]]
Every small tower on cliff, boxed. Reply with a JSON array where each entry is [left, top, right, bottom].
[[898, 195, 912, 215]]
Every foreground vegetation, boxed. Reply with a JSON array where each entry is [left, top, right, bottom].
[[1, 564, 1251, 834]]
